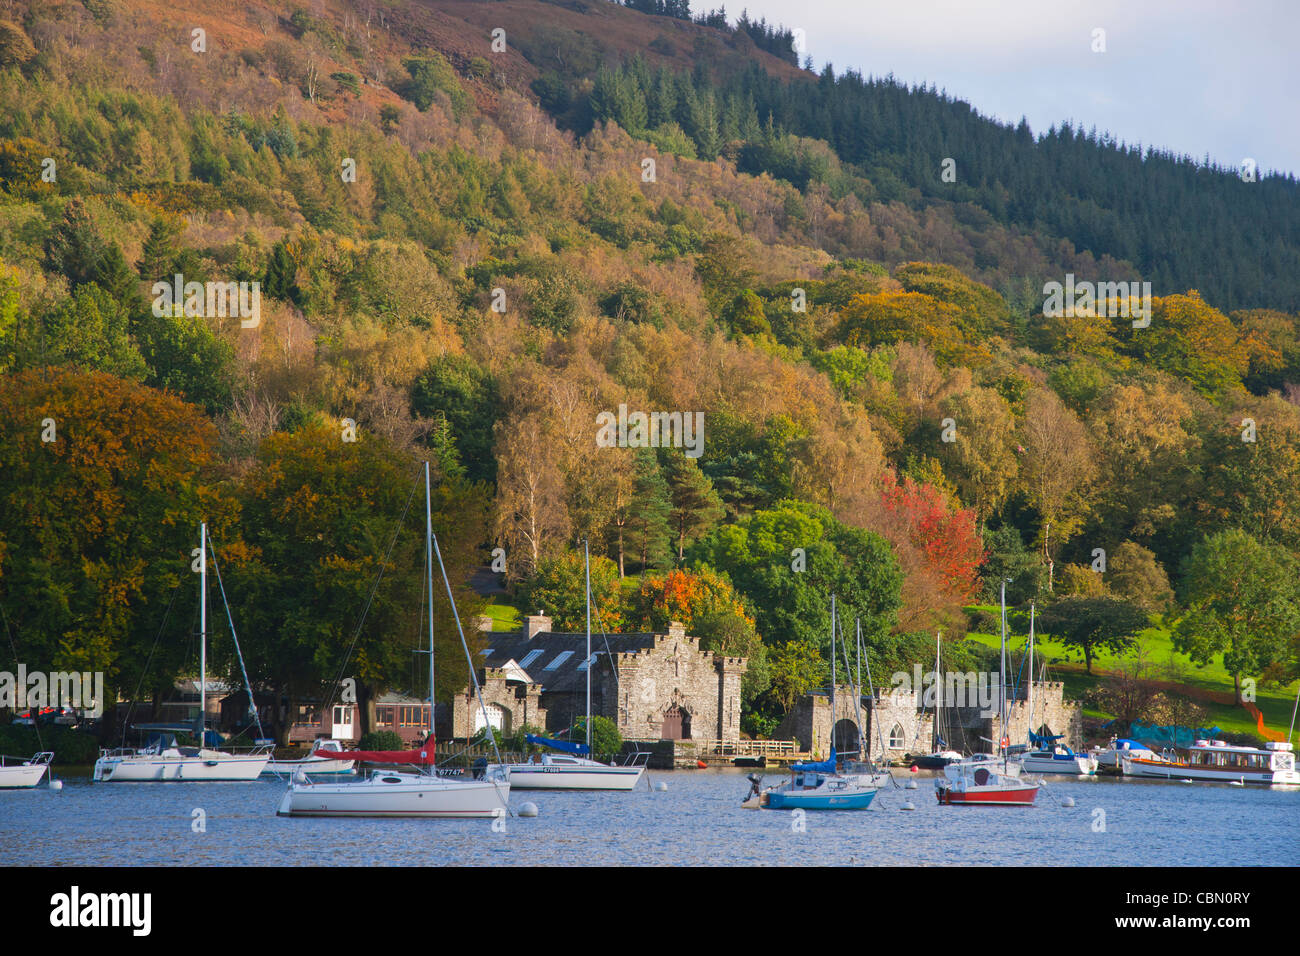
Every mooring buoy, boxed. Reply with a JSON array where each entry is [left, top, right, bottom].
[[518, 802, 539, 817]]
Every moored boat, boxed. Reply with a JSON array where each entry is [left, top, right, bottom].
[[1122, 739, 1299, 786], [936, 754, 1040, 806], [277, 462, 514, 819], [93, 523, 270, 783], [1091, 737, 1165, 775], [1019, 742, 1098, 775], [263, 739, 356, 776], [489, 540, 648, 792], [0, 751, 53, 789]]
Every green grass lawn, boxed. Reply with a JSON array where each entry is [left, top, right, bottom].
[[961, 606, 1299, 741], [482, 601, 522, 632]]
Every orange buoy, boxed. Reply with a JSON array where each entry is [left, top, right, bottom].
[[696, 760, 708, 769]]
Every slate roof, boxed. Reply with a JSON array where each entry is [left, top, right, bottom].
[[483, 631, 671, 695]]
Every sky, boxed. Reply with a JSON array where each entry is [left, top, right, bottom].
[[695, 0, 1299, 176]]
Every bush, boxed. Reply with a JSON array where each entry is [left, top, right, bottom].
[[0, 725, 100, 764], [570, 715, 621, 758], [357, 730, 404, 751]]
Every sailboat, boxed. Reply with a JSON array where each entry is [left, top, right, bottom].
[[0, 751, 53, 788], [1017, 604, 1097, 775], [908, 630, 963, 769], [936, 581, 1039, 806], [92, 524, 271, 782], [760, 597, 879, 810], [262, 739, 356, 776], [277, 462, 510, 818], [489, 540, 649, 790]]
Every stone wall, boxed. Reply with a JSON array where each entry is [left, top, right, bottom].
[[447, 667, 547, 739], [948, 680, 1084, 752], [777, 686, 933, 763]]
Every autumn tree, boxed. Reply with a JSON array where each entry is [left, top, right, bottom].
[[939, 385, 1018, 524], [1017, 387, 1095, 591], [0, 369, 222, 732]]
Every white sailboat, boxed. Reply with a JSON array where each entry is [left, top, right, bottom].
[[1017, 604, 1097, 776], [0, 751, 52, 788], [908, 630, 963, 769], [489, 540, 649, 790], [93, 524, 271, 782], [277, 462, 510, 818]]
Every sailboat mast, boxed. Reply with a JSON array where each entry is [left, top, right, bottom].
[[425, 462, 436, 743], [199, 522, 206, 747], [855, 619, 863, 762], [1028, 603, 1036, 743], [830, 595, 836, 758], [585, 538, 592, 752], [999, 580, 1007, 754], [934, 630, 941, 752]]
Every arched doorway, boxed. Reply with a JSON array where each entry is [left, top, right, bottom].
[[832, 718, 860, 755], [473, 702, 507, 735], [661, 704, 692, 740]]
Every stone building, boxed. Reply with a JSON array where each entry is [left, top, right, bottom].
[[776, 686, 933, 762], [457, 615, 747, 744], [775, 678, 1082, 762], [953, 680, 1085, 752]]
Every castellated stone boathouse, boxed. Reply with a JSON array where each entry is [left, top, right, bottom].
[[443, 615, 747, 745]]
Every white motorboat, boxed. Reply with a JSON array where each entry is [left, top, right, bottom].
[[0, 751, 53, 788], [277, 462, 514, 818], [1122, 739, 1299, 786], [486, 750, 645, 790], [489, 540, 648, 791], [1091, 737, 1165, 775], [93, 523, 270, 782], [1019, 745, 1098, 775], [263, 739, 356, 775]]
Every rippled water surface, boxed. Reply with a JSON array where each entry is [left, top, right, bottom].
[[3, 769, 1296, 866]]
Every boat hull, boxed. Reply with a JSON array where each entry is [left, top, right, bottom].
[[1122, 756, 1300, 786], [93, 751, 269, 782], [263, 757, 356, 775], [1019, 754, 1097, 775], [936, 784, 1038, 806], [766, 787, 877, 810], [496, 764, 645, 790], [277, 774, 510, 817], [0, 763, 50, 788]]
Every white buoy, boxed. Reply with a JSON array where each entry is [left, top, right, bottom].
[[49, 779, 63, 791], [654, 781, 668, 792], [1061, 796, 1074, 807], [518, 802, 539, 817], [900, 800, 916, 810], [904, 779, 918, 790]]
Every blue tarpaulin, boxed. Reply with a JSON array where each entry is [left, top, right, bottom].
[[792, 745, 837, 773], [526, 734, 591, 756], [1129, 721, 1221, 750]]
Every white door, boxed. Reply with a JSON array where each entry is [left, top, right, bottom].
[[332, 705, 355, 741], [473, 703, 505, 734]]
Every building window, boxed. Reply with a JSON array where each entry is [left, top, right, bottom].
[[519, 649, 544, 669], [888, 723, 905, 749], [576, 653, 597, 672], [375, 706, 392, 728], [333, 706, 347, 726], [544, 650, 574, 671]]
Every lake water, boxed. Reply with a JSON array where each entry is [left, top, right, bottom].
[[2, 768, 1296, 866]]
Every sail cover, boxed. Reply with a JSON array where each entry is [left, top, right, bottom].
[[526, 734, 591, 756], [792, 745, 837, 773], [321, 744, 436, 765]]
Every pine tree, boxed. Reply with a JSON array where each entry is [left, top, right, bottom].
[[627, 448, 673, 573], [664, 451, 725, 561]]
